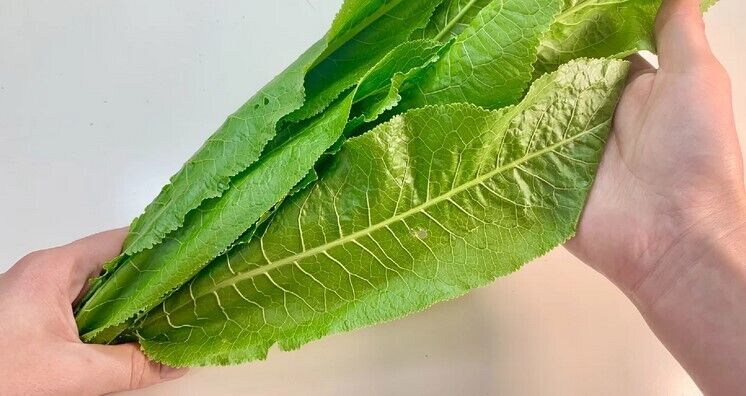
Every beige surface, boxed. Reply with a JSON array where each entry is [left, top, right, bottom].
[[0, 1, 744, 395]]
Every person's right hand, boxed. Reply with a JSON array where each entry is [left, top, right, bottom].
[[567, 0, 745, 305], [566, 0, 746, 393]]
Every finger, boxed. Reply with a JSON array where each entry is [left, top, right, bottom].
[[82, 343, 187, 394], [655, 0, 715, 72], [57, 228, 128, 302]]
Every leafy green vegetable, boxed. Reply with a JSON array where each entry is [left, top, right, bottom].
[[74, 0, 715, 366], [132, 58, 629, 367], [76, 0, 561, 342], [348, 0, 560, 136]]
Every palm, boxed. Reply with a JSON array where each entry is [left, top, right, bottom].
[[565, 56, 744, 293]]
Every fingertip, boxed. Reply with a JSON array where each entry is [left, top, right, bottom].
[[655, 0, 715, 72], [655, 0, 702, 34], [61, 227, 129, 269], [60, 227, 129, 302]]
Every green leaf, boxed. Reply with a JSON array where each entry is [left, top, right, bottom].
[[535, 0, 718, 75], [282, 0, 444, 123], [230, 169, 318, 252], [120, 42, 325, 258], [346, 38, 453, 133], [131, 58, 629, 367], [411, 0, 494, 41], [398, 0, 561, 110], [120, 0, 444, 260], [702, 0, 719, 11], [536, 0, 658, 74], [77, 5, 455, 342], [76, 92, 357, 342], [272, 38, 452, 152]]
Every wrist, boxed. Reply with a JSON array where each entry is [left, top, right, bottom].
[[629, 191, 746, 313], [624, 192, 746, 394]]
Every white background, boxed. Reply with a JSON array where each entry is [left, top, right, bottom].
[[1, 1, 744, 395]]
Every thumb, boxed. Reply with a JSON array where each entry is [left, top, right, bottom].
[[655, 0, 716, 72], [82, 343, 187, 394]]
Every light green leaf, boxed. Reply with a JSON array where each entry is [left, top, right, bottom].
[[131, 58, 629, 367], [702, 0, 718, 10], [536, 0, 658, 74], [535, 0, 719, 75]]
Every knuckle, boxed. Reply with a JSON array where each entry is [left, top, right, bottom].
[[15, 251, 50, 280], [19, 248, 51, 265], [11, 248, 69, 294]]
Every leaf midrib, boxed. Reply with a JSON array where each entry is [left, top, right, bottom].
[[200, 121, 605, 299], [434, 0, 481, 41]]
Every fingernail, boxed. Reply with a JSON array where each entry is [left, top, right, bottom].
[[160, 365, 189, 380]]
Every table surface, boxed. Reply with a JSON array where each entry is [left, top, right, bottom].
[[1, 2, 744, 395]]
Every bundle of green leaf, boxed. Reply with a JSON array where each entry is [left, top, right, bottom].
[[74, 0, 716, 366]]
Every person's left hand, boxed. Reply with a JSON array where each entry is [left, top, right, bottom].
[[0, 228, 187, 396]]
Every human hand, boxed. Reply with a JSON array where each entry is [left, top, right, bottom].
[[566, 0, 745, 301], [0, 229, 187, 396], [565, 0, 746, 393]]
